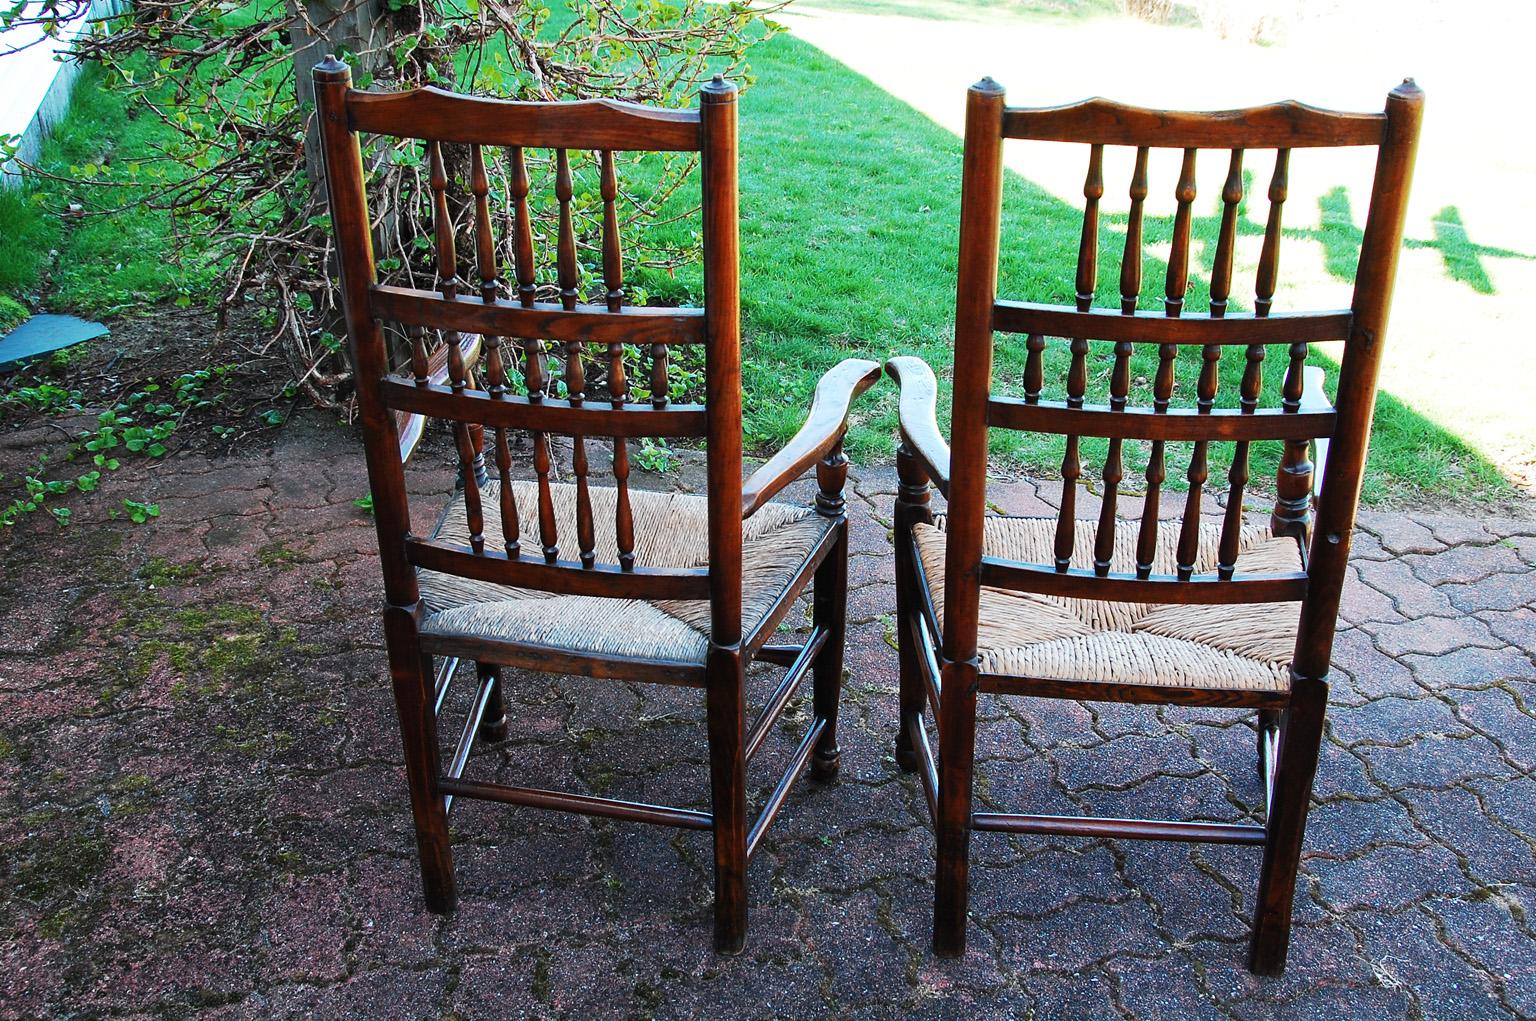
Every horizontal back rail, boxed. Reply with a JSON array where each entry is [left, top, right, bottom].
[[978, 557, 1309, 604], [372, 285, 707, 346], [346, 86, 702, 151], [987, 398, 1336, 442], [406, 537, 711, 600], [992, 302, 1352, 346], [380, 378, 708, 438], [1001, 98, 1384, 148]]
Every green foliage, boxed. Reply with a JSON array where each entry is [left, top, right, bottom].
[[0, 187, 57, 299], [0, 60, 219, 315], [2, 0, 783, 407], [0, 293, 30, 332], [119, 499, 160, 524], [634, 437, 676, 473], [0, 365, 230, 528]]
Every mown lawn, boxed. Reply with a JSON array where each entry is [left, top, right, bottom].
[[0, 61, 221, 317], [1, 22, 1509, 504], [722, 31, 1509, 503]]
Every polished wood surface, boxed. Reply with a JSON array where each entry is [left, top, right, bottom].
[[316, 59, 869, 956], [888, 77, 1423, 974], [886, 356, 951, 497], [347, 85, 702, 150], [1002, 96, 1385, 147], [741, 359, 881, 518]]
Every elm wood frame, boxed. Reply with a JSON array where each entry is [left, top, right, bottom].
[[315, 57, 879, 954], [890, 79, 1422, 974]]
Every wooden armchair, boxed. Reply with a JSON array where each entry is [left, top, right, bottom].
[[314, 58, 879, 953], [889, 79, 1421, 973]]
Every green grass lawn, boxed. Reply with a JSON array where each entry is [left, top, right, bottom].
[[0, 61, 222, 317], [1, 23, 1510, 505], [721, 31, 1509, 504]]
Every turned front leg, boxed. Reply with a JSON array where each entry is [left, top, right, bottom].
[[811, 439, 849, 781]]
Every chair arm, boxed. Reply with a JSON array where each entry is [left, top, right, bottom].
[[1300, 364, 1332, 497], [741, 358, 882, 519], [397, 332, 483, 464], [885, 355, 950, 497]]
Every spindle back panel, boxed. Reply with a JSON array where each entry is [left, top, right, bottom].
[[316, 69, 742, 609], [953, 86, 1415, 606]]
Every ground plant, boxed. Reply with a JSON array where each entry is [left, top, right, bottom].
[[1, 0, 780, 406]]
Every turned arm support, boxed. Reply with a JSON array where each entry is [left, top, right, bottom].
[[741, 358, 882, 519], [1300, 364, 1332, 498], [885, 355, 950, 498]]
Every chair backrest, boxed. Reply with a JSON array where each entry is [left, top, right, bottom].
[[945, 78, 1422, 683], [314, 59, 747, 647]]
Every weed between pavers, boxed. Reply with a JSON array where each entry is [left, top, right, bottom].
[[114, 598, 316, 705], [136, 556, 206, 588], [8, 814, 109, 939], [2, 365, 232, 529], [256, 541, 304, 570]]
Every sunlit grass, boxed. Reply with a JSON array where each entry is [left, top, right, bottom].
[[0, 20, 1510, 503]]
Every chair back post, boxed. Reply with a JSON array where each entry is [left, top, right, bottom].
[[700, 75, 744, 651], [943, 78, 1007, 666], [1292, 80, 1424, 683], [314, 56, 420, 609]]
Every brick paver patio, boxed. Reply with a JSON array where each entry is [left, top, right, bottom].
[[2, 416, 1532, 1019]]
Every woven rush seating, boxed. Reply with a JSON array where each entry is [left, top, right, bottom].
[[911, 516, 1303, 691], [419, 480, 833, 663]]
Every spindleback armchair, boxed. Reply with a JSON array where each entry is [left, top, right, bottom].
[[314, 57, 878, 953], [889, 79, 1421, 973]]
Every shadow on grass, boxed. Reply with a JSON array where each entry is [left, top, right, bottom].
[[720, 32, 1512, 503], [1311, 189, 1531, 296]]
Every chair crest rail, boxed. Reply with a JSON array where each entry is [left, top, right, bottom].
[[1001, 97, 1385, 148], [346, 86, 702, 151]]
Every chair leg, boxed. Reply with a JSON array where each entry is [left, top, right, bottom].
[[706, 643, 748, 954], [384, 604, 457, 913], [933, 658, 978, 957], [894, 443, 933, 774], [476, 662, 508, 743], [811, 450, 850, 781], [1249, 678, 1328, 975]]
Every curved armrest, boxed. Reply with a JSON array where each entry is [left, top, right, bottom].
[[741, 358, 881, 519], [1300, 364, 1332, 497], [885, 355, 950, 497], [398, 331, 483, 464]]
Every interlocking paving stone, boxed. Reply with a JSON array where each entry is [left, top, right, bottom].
[[1366, 614, 1505, 657], [1353, 908, 1517, 1020], [2, 415, 1535, 1018], [1481, 607, 1536, 650], [1328, 692, 1474, 748], [1356, 511, 1445, 556], [1444, 571, 1536, 614], [1404, 786, 1536, 886], [1427, 896, 1536, 1019], [1404, 645, 1536, 691], [1329, 626, 1425, 703], [1403, 543, 1530, 588]]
